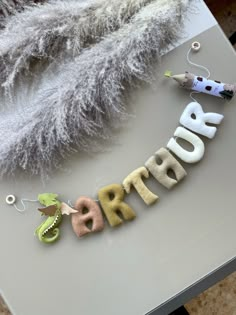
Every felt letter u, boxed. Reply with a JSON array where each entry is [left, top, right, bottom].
[[167, 127, 205, 163]]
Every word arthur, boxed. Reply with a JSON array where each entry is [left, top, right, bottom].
[[36, 102, 223, 244]]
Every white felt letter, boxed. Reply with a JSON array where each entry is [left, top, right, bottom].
[[167, 127, 205, 163], [180, 102, 224, 139]]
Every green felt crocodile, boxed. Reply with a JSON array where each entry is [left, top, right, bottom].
[[35, 193, 63, 244]]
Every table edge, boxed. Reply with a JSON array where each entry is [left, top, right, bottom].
[[147, 256, 236, 315]]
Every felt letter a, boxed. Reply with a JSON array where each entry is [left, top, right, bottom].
[[72, 197, 104, 237], [123, 167, 159, 205], [98, 184, 136, 227], [167, 127, 205, 163], [145, 148, 187, 189], [180, 102, 224, 139]]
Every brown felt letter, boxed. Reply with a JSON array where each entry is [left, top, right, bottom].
[[123, 167, 159, 205], [98, 184, 136, 227], [145, 148, 187, 189], [71, 197, 104, 237]]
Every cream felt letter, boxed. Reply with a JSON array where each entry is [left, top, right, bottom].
[[180, 102, 224, 139], [167, 127, 205, 163], [98, 184, 136, 227], [71, 197, 104, 237], [145, 148, 187, 189], [123, 167, 158, 205]]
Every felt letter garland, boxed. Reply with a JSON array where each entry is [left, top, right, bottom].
[[123, 167, 159, 205], [179, 102, 224, 139], [72, 197, 104, 238], [167, 127, 205, 163], [98, 184, 136, 227], [145, 148, 187, 189], [30, 101, 225, 244]]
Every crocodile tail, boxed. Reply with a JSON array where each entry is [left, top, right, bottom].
[[39, 228, 60, 244]]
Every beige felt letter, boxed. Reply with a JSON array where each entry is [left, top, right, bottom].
[[71, 197, 104, 237], [145, 148, 187, 189], [167, 127, 205, 163], [98, 184, 136, 227], [123, 167, 159, 205]]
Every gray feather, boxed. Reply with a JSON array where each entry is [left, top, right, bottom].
[[0, 0, 29, 16], [0, 0, 191, 178], [0, 0, 157, 92], [0, 0, 44, 27]]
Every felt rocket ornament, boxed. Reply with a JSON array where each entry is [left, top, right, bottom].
[[165, 71, 236, 100]]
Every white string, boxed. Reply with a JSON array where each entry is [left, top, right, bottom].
[[186, 47, 211, 103], [68, 199, 100, 207], [67, 200, 74, 208], [187, 48, 211, 79], [13, 198, 38, 213], [189, 91, 200, 102]]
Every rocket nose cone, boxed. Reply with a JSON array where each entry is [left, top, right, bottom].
[[172, 74, 187, 85]]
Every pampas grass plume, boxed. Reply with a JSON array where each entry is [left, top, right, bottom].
[[0, 0, 154, 91], [0, 0, 191, 178]]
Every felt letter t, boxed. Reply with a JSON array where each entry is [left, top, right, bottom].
[[123, 167, 159, 205]]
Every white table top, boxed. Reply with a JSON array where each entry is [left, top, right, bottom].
[[2, 2, 236, 315]]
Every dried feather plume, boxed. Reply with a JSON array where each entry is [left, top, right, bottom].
[[0, 0, 191, 178], [0, 0, 156, 91], [0, 0, 28, 16], [0, 0, 43, 27]]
